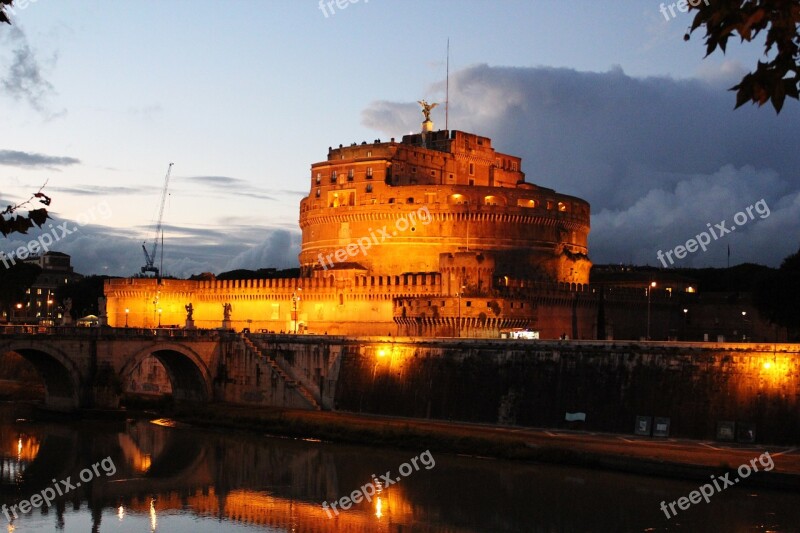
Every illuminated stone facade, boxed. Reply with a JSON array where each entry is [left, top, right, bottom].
[[105, 120, 593, 338]]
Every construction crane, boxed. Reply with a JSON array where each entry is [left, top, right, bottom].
[[141, 163, 173, 277]]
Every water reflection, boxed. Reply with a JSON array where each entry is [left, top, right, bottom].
[[0, 406, 797, 532]]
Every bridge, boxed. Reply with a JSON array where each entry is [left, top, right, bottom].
[[0, 326, 326, 411]]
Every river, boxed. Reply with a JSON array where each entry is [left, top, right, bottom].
[[0, 405, 797, 532]]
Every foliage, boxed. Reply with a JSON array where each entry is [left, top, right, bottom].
[[1, 185, 52, 237], [0, 0, 12, 24], [753, 247, 800, 338], [0, 262, 41, 319], [686, 0, 800, 112]]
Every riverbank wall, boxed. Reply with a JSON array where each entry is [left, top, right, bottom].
[[236, 336, 799, 444]]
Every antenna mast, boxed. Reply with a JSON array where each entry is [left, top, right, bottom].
[[446, 38, 450, 131]]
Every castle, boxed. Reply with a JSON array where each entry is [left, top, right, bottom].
[[105, 105, 597, 338]]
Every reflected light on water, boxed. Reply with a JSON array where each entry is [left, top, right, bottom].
[[150, 499, 157, 531], [375, 497, 383, 519], [118, 505, 125, 522]]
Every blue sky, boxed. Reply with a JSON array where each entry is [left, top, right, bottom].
[[1, 1, 798, 276]]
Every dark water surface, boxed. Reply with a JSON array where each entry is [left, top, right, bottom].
[[0, 406, 798, 532]]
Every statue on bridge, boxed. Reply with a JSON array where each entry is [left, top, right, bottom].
[[184, 302, 196, 330], [62, 298, 73, 326], [221, 302, 232, 330]]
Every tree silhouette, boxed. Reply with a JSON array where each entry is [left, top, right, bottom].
[[754, 247, 800, 340], [1, 0, 13, 24], [1, 186, 51, 237], [686, 0, 800, 113]]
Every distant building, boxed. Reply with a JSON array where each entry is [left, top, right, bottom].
[[18, 252, 82, 324]]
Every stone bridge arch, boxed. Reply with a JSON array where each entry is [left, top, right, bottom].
[[121, 342, 213, 403], [0, 341, 82, 410]]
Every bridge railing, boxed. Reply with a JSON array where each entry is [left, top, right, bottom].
[[0, 325, 237, 340]]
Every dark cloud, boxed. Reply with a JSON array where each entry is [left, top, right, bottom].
[[362, 64, 800, 268], [0, 149, 80, 168], [1, 26, 63, 117], [0, 218, 301, 278]]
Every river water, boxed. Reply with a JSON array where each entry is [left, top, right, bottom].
[[0, 406, 797, 532]]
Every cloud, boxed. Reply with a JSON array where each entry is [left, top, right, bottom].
[[1, 26, 63, 117], [179, 175, 278, 201], [47, 185, 146, 197], [362, 64, 800, 267], [0, 216, 301, 278], [0, 149, 80, 168], [224, 230, 301, 271]]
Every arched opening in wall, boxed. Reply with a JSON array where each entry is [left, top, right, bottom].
[[0, 346, 80, 410], [0, 351, 45, 402], [121, 346, 211, 407], [448, 194, 467, 205], [484, 195, 507, 206], [122, 355, 174, 409]]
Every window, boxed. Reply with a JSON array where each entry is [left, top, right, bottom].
[[347, 169, 354, 181], [558, 202, 567, 212], [366, 150, 372, 157], [469, 163, 474, 175], [466, 301, 472, 307], [315, 188, 321, 198], [388, 198, 395, 204], [412, 167, 417, 173], [330, 171, 337, 183], [407, 197, 414, 204], [366, 184, 373, 193], [366, 167, 373, 179], [315, 173, 321, 184], [511, 162, 518, 171]]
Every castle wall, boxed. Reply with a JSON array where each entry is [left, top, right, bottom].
[[300, 131, 590, 284]]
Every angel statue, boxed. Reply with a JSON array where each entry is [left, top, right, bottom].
[[222, 302, 232, 320], [418, 99, 438, 122], [185, 303, 194, 321]]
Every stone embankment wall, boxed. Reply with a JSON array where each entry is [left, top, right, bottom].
[[268, 338, 799, 444]]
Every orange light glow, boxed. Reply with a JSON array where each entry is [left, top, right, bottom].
[[377, 349, 387, 358]]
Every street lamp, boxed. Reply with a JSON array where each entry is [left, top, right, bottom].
[[683, 308, 688, 340], [125, 308, 130, 328], [646, 281, 656, 340], [292, 288, 302, 334], [46, 299, 53, 318], [157, 308, 162, 327], [741, 311, 747, 341]]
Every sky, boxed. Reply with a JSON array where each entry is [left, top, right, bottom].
[[1, 0, 799, 277]]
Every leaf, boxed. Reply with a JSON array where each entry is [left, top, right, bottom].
[[772, 80, 787, 113], [28, 208, 49, 227], [33, 192, 51, 206]]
